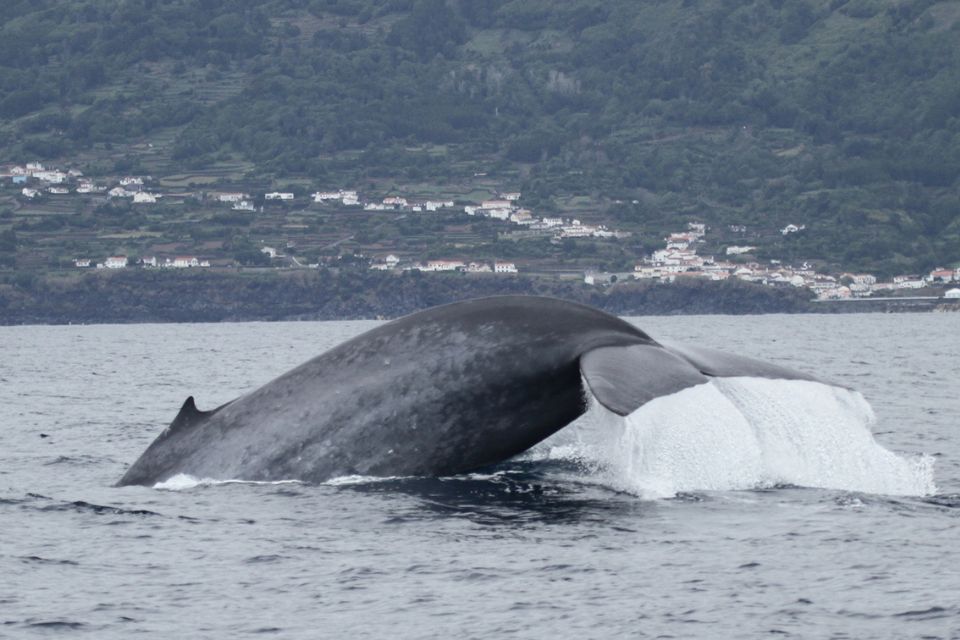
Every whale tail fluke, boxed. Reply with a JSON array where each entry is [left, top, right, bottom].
[[580, 343, 822, 417], [580, 345, 708, 416], [659, 342, 822, 384]]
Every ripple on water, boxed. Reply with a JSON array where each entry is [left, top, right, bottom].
[[19, 556, 79, 566], [39, 500, 161, 517], [892, 606, 955, 621], [2, 315, 958, 640], [244, 555, 286, 564], [25, 620, 87, 630]]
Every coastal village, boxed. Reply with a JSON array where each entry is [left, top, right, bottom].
[[3, 161, 959, 302], [620, 222, 960, 301]]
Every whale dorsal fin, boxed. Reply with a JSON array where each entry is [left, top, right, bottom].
[[179, 395, 200, 417], [580, 345, 709, 416], [167, 395, 236, 435], [168, 396, 207, 434]]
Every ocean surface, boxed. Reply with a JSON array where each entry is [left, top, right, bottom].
[[1, 312, 958, 639]]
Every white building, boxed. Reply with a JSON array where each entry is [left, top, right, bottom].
[[169, 256, 200, 268], [425, 200, 454, 212], [897, 279, 925, 289], [842, 273, 878, 285], [945, 288, 960, 299], [315, 190, 362, 206], [561, 224, 594, 238], [265, 192, 294, 201], [494, 261, 518, 274], [76, 182, 104, 194], [424, 260, 465, 272], [74, 259, 91, 268], [667, 232, 698, 244], [467, 262, 492, 273], [371, 254, 401, 270], [261, 247, 278, 258], [927, 268, 955, 283], [133, 192, 158, 204], [33, 170, 67, 184], [141, 256, 158, 267], [510, 211, 534, 225], [108, 187, 134, 198], [104, 256, 128, 269], [383, 196, 408, 207], [217, 192, 249, 203], [734, 266, 759, 280], [233, 200, 255, 212], [21, 188, 40, 199], [120, 177, 144, 187], [726, 246, 756, 256], [781, 224, 805, 235]]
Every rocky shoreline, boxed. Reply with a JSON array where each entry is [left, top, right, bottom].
[[0, 269, 948, 326]]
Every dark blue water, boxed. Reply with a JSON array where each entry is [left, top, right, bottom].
[[2, 314, 958, 638]]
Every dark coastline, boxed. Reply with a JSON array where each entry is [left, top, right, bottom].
[[0, 270, 954, 325]]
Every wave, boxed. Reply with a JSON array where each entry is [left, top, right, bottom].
[[153, 474, 304, 491], [156, 472, 520, 490], [537, 377, 936, 499], [324, 474, 408, 486]]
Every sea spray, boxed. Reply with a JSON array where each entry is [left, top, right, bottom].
[[539, 378, 936, 498]]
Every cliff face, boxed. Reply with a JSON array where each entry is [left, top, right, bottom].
[[0, 271, 816, 325]]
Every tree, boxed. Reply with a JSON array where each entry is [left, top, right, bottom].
[[387, 0, 467, 60]]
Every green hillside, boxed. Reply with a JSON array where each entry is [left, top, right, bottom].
[[1, 0, 959, 275]]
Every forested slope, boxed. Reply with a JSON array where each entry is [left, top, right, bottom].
[[2, 0, 959, 273]]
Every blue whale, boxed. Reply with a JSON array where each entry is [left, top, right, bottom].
[[117, 295, 816, 486]]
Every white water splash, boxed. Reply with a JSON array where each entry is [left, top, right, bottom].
[[324, 474, 405, 486], [326, 471, 516, 485], [539, 378, 936, 499], [154, 474, 303, 491]]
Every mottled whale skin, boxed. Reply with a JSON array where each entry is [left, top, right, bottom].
[[118, 295, 816, 486]]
